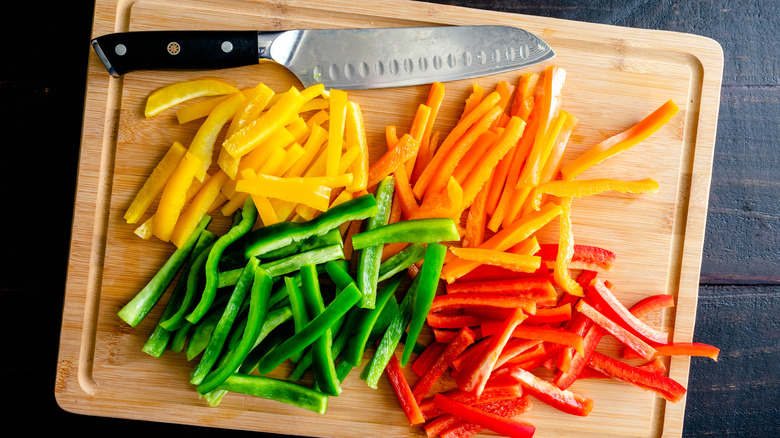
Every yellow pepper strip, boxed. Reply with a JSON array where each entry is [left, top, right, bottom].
[[176, 94, 232, 124], [345, 101, 369, 191], [327, 89, 348, 176], [300, 97, 330, 113], [554, 197, 583, 296], [300, 83, 326, 101], [235, 169, 331, 212], [169, 170, 230, 248], [294, 203, 319, 221], [134, 219, 154, 240], [561, 99, 680, 180], [530, 178, 660, 210], [448, 247, 542, 274], [440, 202, 562, 284], [287, 116, 310, 144], [145, 78, 239, 118], [152, 152, 204, 242], [124, 141, 187, 223], [134, 174, 203, 239], [276, 143, 306, 177], [208, 192, 228, 213], [222, 86, 306, 158], [285, 123, 328, 178], [221, 126, 296, 183], [221, 147, 287, 216], [252, 194, 280, 226], [226, 83, 275, 138], [189, 91, 247, 180], [339, 146, 361, 175], [306, 109, 329, 129]]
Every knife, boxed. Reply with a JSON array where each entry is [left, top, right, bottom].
[[91, 26, 554, 90]]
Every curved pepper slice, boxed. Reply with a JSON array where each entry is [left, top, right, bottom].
[[145, 78, 239, 118]]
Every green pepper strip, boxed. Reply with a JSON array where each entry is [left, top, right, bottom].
[[235, 306, 294, 374], [256, 282, 361, 375], [360, 274, 420, 389], [260, 244, 345, 277], [288, 310, 352, 382], [285, 276, 309, 364], [238, 320, 294, 374], [351, 218, 460, 250], [186, 198, 257, 325], [299, 264, 342, 396], [118, 216, 212, 327], [191, 257, 260, 385], [357, 176, 395, 308], [197, 267, 272, 394], [401, 242, 447, 366], [342, 272, 405, 367], [159, 238, 217, 331], [142, 230, 217, 357], [244, 194, 378, 258], [324, 260, 357, 291], [377, 243, 426, 282], [262, 227, 343, 261], [170, 321, 193, 353], [216, 373, 329, 414], [186, 295, 231, 361]]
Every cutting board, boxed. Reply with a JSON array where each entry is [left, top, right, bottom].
[[56, 0, 723, 437]]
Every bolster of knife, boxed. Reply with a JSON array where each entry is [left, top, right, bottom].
[[90, 30, 260, 77]]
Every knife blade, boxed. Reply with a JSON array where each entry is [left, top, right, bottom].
[[91, 26, 554, 89]]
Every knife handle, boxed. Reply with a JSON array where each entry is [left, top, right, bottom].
[[91, 31, 260, 77]]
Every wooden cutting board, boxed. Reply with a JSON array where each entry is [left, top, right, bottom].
[[56, 0, 723, 437]]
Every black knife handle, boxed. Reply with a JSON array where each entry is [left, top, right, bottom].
[[91, 31, 260, 76]]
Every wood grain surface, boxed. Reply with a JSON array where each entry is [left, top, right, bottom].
[[2, 0, 778, 437]]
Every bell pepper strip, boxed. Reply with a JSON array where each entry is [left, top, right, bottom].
[[411, 82, 445, 185], [196, 266, 272, 394], [170, 170, 229, 248], [553, 315, 605, 388], [623, 342, 720, 361], [492, 339, 544, 370], [124, 141, 187, 224], [527, 112, 578, 215], [220, 147, 287, 215], [433, 393, 536, 438], [405, 103, 433, 172], [448, 247, 542, 275], [456, 308, 526, 396], [530, 178, 660, 209], [152, 151, 205, 242], [341, 272, 404, 367], [377, 243, 426, 282], [117, 216, 211, 327], [459, 83, 485, 122], [511, 367, 593, 416], [446, 277, 556, 301], [259, 227, 343, 263], [586, 351, 687, 402], [438, 397, 533, 438], [357, 175, 396, 308], [226, 83, 275, 136], [236, 170, 334, 212], [419, 379, 524, 420], [185, 198, 257, 325], [185, 299, 232, 360], [552, 197, 584, 296], [235, 306, 294, 374], [497, 342, 548, 371], [537, 244, 616, 272], [575, 300, 657, 360], [412, 327, 476, 402], [412, 341, 447, 377], [191, 257, 260, 385], [385, 354, 426, 425], [457, 264, 549, 283], [561, 99, 679, 180], [402, 242, 448, 366], [360, 274, 420, 389], [587, 278, 671, 344], [325, 89, 348, 176], [511, 72, 540, 120], [481, 323, 585, 357], [579, 357, 667, 379], [176, 93, 236, 124], [222, 86, 306, 159], [243, 193, 377, 258], [352, 218, 460, 250], [463, 178, 490, 248], [441, 202, 562, 284], [215, 373, 328, 414], [453, 130, 498, 184], [410, 176, 464, 221], [628, 294, 676, 318], [284, 276, 308, 364], [188, 91, 247, 179], [144, 78, 239, 118], [284, 123, 328, 179], [298, 265, 342, 396], [522, 304, 573, 326], [431, 294, 537, 315], [367, 133, 421, 189], [259, 244, 344, 278], [344, 101, 369, 191], [426, 311, 482, 329]]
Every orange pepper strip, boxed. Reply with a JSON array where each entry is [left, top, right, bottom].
[[406, 104, 432, 175], [423, 105, 504, 200], [525, 112, 578, 215], [507, 236, 541, 256], [152, 151, 204, 242], [561, 99, 680, 180], [554, 197, 583, 296], [459, 83, 484, 122], [511, 73, 540, 121], [413, 91, 502, 199], [463, 178, 490, 248], [326, 89, 348, 177], [412, 82, 446, 185], [489, 80, 515, 131], [452, 130, 498, 184], [410, 176, 463, 221], [440, 203, 562, 284], [367, 134, 420, 188], [531, 178, 660, 210], [345, 101, 369, 191], [124, 141, 187, 224], [170, 170, 230, 247], [448, 247, 541, 274]]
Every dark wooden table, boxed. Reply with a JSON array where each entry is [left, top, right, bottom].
[[3, 0, 777, 436]]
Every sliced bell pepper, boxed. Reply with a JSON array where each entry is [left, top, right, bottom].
[[236, 170, 333, 212], [624, 342, 720, 361], [144, 78, 239, 118], [158, 235, 216, 331], [176, 93, 236, 124], [259, 244, 344, 278], [326, 89, 348, 176], [552, 197, 583, 296], [189, 91, 247, 180], [124, 141, 187, 224], [367, 133, 421, 188], [523, 304, 573, 325], [481, 322, 585, 357], [453, 130, 497, 184], [152, 151, 205, 242], [446, 277, 556, 305], [492, 338, 543, 370], [215, 373, 328, 414], [575, 300, 657, 360], [411, 341, 447, 378], [432, 394, 536, 438], [629, 293, 676, 318], [448, 247, 542, 275], [235, 306, 295, 374], [511, 72, 540, 120], [537, 243, 616, 272], [530, 178, 660, 209], [411, 82, 445, 184], [345, 101, 369, 191], [169, 169, 229, 248], [511, 367, 594, 416], [587, 278, 671, 344], [284, 276, 308, 364], [430, 294, 537, 315], [377, 243, 426, 282], [412, 327, 476, 402], [463, 179, 489, 248], [419, 379, 523, 421], [352, 218, 460, 250], [386, 354, 425, 425], [587, 351, 687, 402], [438, 396, 532, 438], [357, 175, 396, 308]]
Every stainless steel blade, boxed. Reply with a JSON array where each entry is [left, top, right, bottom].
[[262, 25, 554, 89]]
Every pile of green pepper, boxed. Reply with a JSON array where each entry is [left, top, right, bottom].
[[118, 177, 460, 414]]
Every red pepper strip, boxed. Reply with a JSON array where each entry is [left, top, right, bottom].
[[413, 327, 476, 403], [624, 342, 720, 361], [537, 244, 616, 271], [579, 357, 667, 379], [439, 397, 533, 438], [456, 309, 527, 396], [412, 341, 447, 377], [575, 300, 657, 360], [385, 354, 425, 425], [586, 351, 687, 403], [446, 277, 557, 305], [451, 337, 493, 371], [433, 327, 482, 344], [493, 339, 543, 370], [587, 278, 670, 345], [629, 294, 676, 318], [457, 264, 550, 282], [511, 367, 594, 416], [523, 303, 573, 325], [419, 379, 523, 420], [427, 311, 482, 329], [553, 321, 606, 389], [481, 322, 586, 357], [497, 343, 547, 370], [430, 294, 537, 315], [433, 394, 536, 438]]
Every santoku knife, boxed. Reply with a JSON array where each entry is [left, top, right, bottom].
[[91, 26, 554, 90]]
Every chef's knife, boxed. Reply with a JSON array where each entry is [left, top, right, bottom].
[[91, 26, 554, 89]]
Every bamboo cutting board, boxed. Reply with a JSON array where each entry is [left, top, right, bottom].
[[56, 0, 723, 437]]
